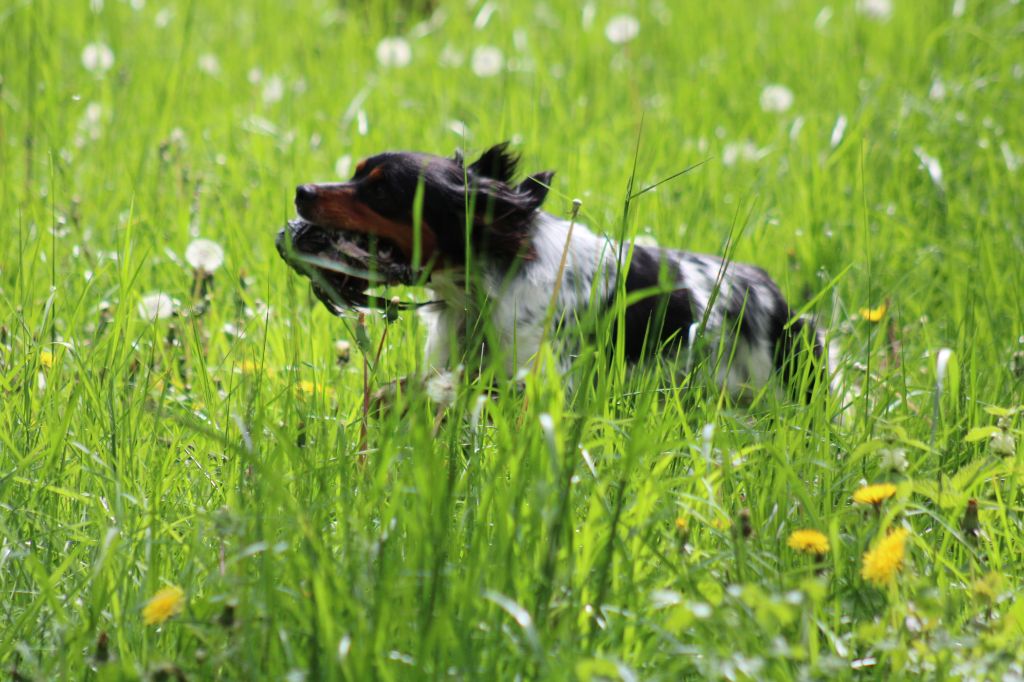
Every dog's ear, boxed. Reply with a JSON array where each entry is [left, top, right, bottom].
[[467, 142, 518, 183], [516, 171, 555, 209], [452, 149, 465, 168]]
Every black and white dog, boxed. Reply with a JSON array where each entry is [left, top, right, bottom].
[[277, 143, 833, 399]]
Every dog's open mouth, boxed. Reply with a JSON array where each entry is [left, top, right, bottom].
[[275, 219, 417, 314]]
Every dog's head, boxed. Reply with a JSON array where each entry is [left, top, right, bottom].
[[276, 142, 554, 313]]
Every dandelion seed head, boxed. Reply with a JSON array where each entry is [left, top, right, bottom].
[[262, 75, 285, 104], [760, 84, 794, 113], [605, 14, 640, 44], [471, 45, 504, 77], [138, 292, 178, 321], [856, 0, 893, 21], [82, 42, 115, 73], [185, 238, 224, 273], [376, 37, 412, 68], [198, 53, 221, 76]]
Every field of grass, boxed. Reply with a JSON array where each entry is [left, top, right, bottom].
[[3, 0, 1024, 678]]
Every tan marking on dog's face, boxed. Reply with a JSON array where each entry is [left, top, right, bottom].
[[297, 183, 440, 264]]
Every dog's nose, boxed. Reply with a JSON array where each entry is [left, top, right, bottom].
[[295, 184, 317, 205]]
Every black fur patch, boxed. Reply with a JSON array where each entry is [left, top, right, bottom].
[[618, 245, 695, 363]]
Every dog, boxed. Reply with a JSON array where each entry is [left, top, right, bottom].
[[276, 142, 833, 400]]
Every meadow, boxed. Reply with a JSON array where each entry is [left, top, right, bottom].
[[2, 0, 1024, 678]]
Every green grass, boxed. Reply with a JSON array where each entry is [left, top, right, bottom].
[[2, 0, 1024, 678]]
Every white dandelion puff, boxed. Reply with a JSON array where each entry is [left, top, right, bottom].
[[262, 75, 285, 104], [471, 46, 504, 77], [376, 37, 412, 68], [605, 14, 639, 44], [138, 292, 179, 321], [185, 238, 225, 273], [82, 42, 115, 73], [154, 7, 172, 28], [198, 53, 221, 76], [856, 0, 893, 21], [760, 84, 794, 113]]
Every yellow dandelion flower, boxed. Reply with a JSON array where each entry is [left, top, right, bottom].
[[297, 380, 334, 397], [859, 301, 888, 322], [860, 528, 910, 586], [674, 516, 689, 533], [853, 482, 898, 506], [142, 586, 186, 625], [238, 360, 274, 377], [787, 529, 830, 555], [39, 350, 54, 368]]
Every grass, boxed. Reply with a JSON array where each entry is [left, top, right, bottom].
[[2, 0, 1023, 678]]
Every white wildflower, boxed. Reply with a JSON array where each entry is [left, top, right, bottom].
[[198, 53, 221, 76], [471, 46, 503, 77], [605, 14, 639, 44], [262, 75, 285, 104], [82, 42, 115, 73], [247, 67, 262, 84], [929, 78, 947, 101], [760, 84, 794, 113], [990, 431, 1016, 457], [376, 37, 412, 68], [856, 0, 893, 21], [138, 292, 178, 321], [185, 238, 225, 273], [878, 447, 909, 473]]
